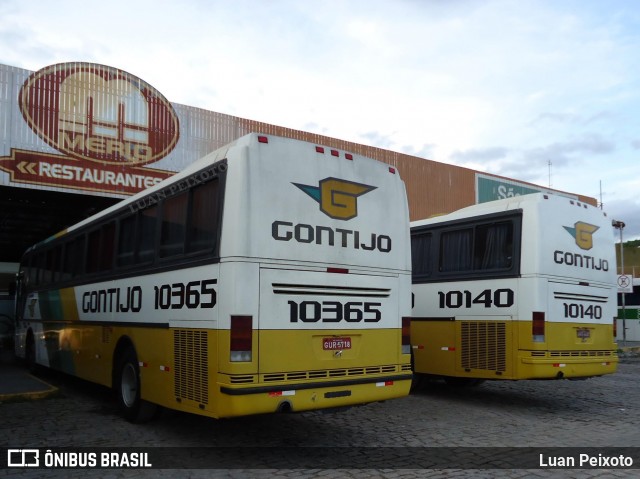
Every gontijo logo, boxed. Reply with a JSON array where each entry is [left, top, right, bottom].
[[563, 221, 599, 250], [293, 177, 376, 220], [271, 177, 391, 253]]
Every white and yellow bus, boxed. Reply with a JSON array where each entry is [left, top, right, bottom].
[[410, 193, 618, 386], [14, 133, 412, 421]]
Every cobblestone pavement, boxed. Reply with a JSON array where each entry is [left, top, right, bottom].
[[2, 357, 640, 479]]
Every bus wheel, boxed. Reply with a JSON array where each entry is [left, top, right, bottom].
[[115, 347, 159, 423]]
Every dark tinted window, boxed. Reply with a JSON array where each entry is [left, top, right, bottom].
[[138, 206, 158, 264], [99, 222, 116, 271], [86, 229, 101, 274], [160, 192, 188, 258], [187, 180, 220, 254], [440, 228, 472, 272], [117, 215, 136, 267], [473, 222, 513, 270], [411, 233, 432, 276]]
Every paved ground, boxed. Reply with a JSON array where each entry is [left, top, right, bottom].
[[1, 351, 639, 478]]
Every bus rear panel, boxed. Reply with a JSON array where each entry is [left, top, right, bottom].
[[15, 133, 412, 420], [410, 193, 618, 383]]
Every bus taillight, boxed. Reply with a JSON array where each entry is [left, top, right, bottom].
[[532, 311, 545, 342], [230, 315, 252, 362], [402, 317, 411, 354]]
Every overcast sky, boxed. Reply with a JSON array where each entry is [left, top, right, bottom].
[[2, 0, 639, 240]]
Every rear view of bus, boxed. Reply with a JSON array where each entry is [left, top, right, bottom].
[[410, 193, 618, 384], [14, 133, 411, 422], [211, 134, 412, 416]]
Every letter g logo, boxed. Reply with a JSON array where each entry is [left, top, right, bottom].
[[563, 221, 599, 250], [293, 177, 376, 220]]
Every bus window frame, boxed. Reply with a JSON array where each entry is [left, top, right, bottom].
[[19, 160, 227, 294], [411, 209, 523, 284]]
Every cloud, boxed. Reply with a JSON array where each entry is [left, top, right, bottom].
[[606, 198, 640, 241], [445, 134, 618, 188], [522, 135, 615, 170], [359, 131, 397, 150], [530, 111, 615, 126]]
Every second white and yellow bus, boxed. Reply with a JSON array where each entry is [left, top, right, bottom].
[[14, 133, 413, 421], [410, 193, 618, 385]]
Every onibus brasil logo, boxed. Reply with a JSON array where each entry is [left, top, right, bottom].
[[293, 177, 376, 220], [563, 221, 599, 250]]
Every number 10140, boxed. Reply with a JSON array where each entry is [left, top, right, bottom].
[[437, 289, 514, 309]]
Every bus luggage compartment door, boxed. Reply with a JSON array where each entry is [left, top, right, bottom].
[[548, 280, 615, 350], [258, 267, 402, 375]]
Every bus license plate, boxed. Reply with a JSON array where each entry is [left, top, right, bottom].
[[576, 328, 591, 339], [323, 337, 352, 350]]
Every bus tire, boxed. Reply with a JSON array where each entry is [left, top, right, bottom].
[[115, 347, 159, 423]]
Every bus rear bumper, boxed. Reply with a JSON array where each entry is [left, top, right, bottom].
[[215, 374, 412, 418], [519, 354, 618, 379]]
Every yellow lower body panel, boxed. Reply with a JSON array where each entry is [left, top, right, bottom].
[[212, 378, 412, 418], [32, 320, 412, 419], [517, 352, 617, 379], [411, 319, 618, 381]]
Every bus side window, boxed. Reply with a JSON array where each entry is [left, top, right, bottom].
[[86, 229, 101, 274], [99, 222, 116, 271], [117, 215, 137, 267], [25, 254, 36, 289], [440, 229, 472, 272], [73, 236, 86, 277], [160, 191, 188, 258], [32, 252, 44, 287], [474, 222, 513, 270], [61, 241, 74, 281], [411, 232, 432, 278], [138, 206, 158, 264], [187, 180, 219, 254]]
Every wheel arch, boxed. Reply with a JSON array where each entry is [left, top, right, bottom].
[[111, 335, 136, 389]]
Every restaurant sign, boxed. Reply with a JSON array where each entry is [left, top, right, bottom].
[[0, 62, 179, 194]]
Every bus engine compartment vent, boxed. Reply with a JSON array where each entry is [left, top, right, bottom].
[[549, 350, 617, 358], [174, 329, 209, 405], [262, 365, 401, 382], [460, 321, 507, 372]]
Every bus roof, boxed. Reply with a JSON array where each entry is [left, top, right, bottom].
[[410, 193, 609, 229]]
